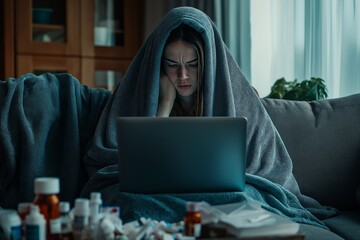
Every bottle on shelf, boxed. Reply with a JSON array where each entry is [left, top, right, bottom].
[[33, 177, 61, 240], [183, 202, 202, 237]]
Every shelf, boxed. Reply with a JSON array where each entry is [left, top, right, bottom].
[[33, 24, 65, 33]]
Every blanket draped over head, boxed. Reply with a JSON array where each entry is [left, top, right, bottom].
[[81, 7, 337, 227]]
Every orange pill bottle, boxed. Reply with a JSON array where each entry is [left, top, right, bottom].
[[33, 177, 61, 240]]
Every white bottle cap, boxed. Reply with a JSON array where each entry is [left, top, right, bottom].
[[34, 177, 60, 194], [186, 202, 199, 212], [90, 192, 102, 202], [74, 198, 89, 216], [18, 202, 31, 214], [59, 202, 70, 213], [0, 209, 22, 237], [7, 210, 22, 226]]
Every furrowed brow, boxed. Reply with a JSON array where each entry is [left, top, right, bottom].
[[164, 58, 178, 63], [164, 58, 198, 64], [186, 58, 198, 64]]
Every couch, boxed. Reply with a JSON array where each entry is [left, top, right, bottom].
[[261, 94, 360, 240], [1, 74, 359, 239]]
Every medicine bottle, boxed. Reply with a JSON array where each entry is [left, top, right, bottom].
[[17, 202, 31, 239], [0, 209, 22, 240], [72, 198, 89, 240], [33, 177, 61, 240], [59, 202, 73, 240], [89, 192, 103, 219], [25, 205, 46, 240], [81, 192, 103, 240], [183, 202, 202, 237]]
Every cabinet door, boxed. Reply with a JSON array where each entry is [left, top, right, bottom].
[[81, 58, 130, 90], [17, 55, 81, 79], [16, 0, 81, 56], [2, 0, 15, 79], [81, 0, 143, 58]]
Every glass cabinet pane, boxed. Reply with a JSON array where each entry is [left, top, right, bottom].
[[94, 0, 124, 47], [32, 0, 66, 43], [95, 70, 124, 90]]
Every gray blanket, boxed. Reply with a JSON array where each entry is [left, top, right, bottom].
[[0, 73, 111, 207], [81, 7, 337, 227]]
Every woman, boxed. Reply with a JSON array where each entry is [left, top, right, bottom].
[[82, 6, 337, 227], [157, 24, 204, 117]]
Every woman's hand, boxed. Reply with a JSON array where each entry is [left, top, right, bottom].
[[157, 74, 176, 117], [160, 74, 176, 102]]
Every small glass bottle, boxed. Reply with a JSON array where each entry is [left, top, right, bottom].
[[183, 202, 202, 237], [17, 202, 31, 240], [33, 177, 61, 240], [59, 202, 73, 240]]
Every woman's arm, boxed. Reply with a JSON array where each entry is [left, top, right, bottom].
[[157, 74, 176, 117]]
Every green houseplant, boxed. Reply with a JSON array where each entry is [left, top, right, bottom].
[[266, 77, 328, 101]]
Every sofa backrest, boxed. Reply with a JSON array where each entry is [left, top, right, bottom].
[[261, 94, 360, 210]]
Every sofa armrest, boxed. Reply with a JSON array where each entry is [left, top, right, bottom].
[[261, 94, 360, 210]]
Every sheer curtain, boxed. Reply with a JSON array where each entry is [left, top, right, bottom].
[[213, 0, 251, 82], [251, 0, 360, 98], [144, 0, 360, 98]]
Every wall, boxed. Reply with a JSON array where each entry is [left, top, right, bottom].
[[143, 0, 169, 40], [0, 1, 4, 80]]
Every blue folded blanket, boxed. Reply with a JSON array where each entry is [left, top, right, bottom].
[[81, 6, 338, 228]]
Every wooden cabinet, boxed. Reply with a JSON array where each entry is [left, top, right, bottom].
[[16, 0, 81, 56], [3, 0, 143, 90], [81, 0, 142, 59], [16, 55, 81, 78], [81, 58, 130, 90], [1, 0, 15, 80]]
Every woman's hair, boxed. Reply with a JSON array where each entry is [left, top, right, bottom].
[[162, 24, 204, 116]]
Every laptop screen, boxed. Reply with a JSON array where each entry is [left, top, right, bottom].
[[116, 117, 247, 194]]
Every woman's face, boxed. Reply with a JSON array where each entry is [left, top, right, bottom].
[[163, 40, 198, 98]]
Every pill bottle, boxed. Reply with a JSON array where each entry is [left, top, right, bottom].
[[89, 192, 103, 224], [0, 209, 22, 240], [72, 198, 89, 240], [25, 205, 46, 240], [183, 202, 202, 237], [17, 202, 31, 239], [81, 192, 103, 240], [59, 202, 73, 240], [33, 177, 61, 240]]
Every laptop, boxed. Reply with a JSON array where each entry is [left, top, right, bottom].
[[116, 117, 247, 194]]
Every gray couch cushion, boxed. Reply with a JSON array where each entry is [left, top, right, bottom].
[[261, 94, 360, 210], [323, 211, 360, 240], [299, 224, 343, 240]]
